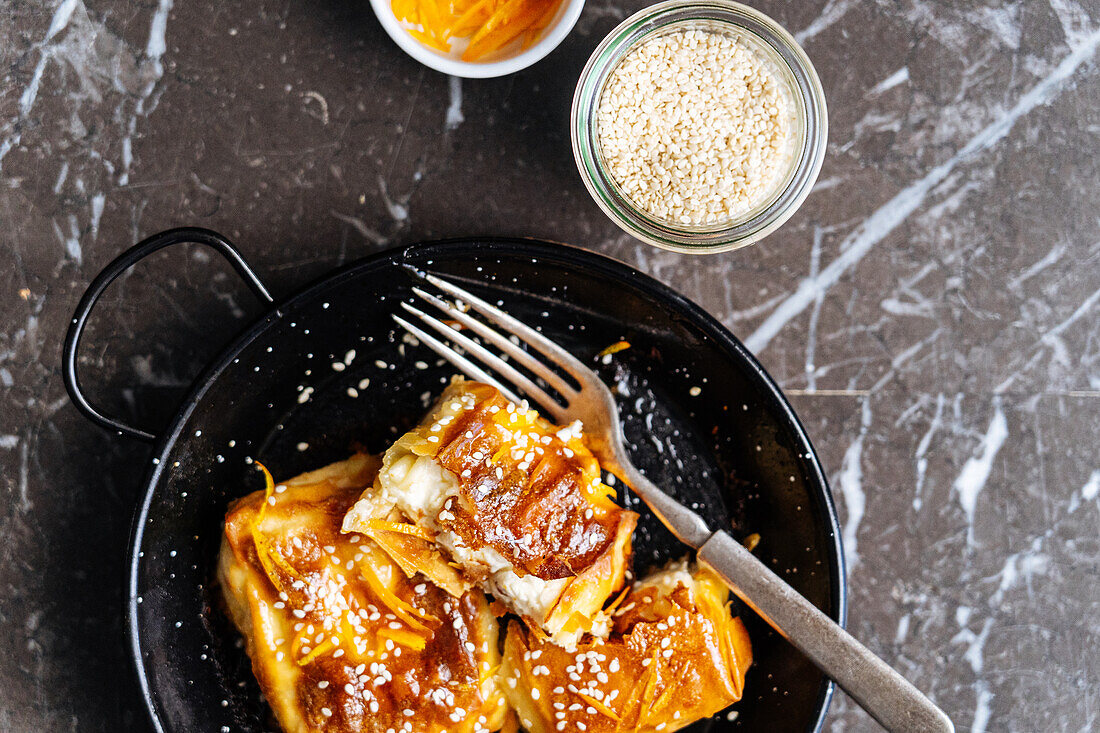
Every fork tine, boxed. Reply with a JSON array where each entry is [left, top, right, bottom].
[[399, 302, 565, 417], [391, 315, 522, 405], [420, 273, 592, 380], [411, 286, 578, 399]]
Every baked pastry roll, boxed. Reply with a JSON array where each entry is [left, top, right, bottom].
[[343, 378, 638, 650], [218, 453, 508, 733], [500, 561, 753, 733]]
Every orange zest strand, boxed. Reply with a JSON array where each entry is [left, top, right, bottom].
[[378, 626, 429, 651], [576, 691, 622, 722], [480, 661, 501, 687], [363, 519, 435, 542], [597, 340, 631, 357], [604, 585, 632, 615], [359, 563, 436, 631], [296, 638, 337, 666], [250, 463, 299, 595], [632, 650, 661, 732]]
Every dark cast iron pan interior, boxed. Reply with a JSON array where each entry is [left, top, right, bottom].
[[64, 229, 846, 733]]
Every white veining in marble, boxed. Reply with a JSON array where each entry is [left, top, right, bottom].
[[911, 393, 944, 512], [952, 398, 1008, 547], [446, 76, 465, 130], [794, 0, 858, 45], [1081, 470, 1100, 502], [744, 27, 1100, 354], [867, 67, 910, 96], [836, 397, 870, 569], [1, 1, 1098, 731]]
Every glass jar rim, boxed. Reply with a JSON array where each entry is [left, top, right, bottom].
[[571, 0, 828, 254]]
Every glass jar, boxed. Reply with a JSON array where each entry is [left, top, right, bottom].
[[571, 0, 827, 253]]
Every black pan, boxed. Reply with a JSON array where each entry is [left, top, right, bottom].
[[64, 228, 846, 733]]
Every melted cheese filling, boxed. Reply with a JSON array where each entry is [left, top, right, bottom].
[[633, 558, 695, 597], [380, 450, 570, 626]]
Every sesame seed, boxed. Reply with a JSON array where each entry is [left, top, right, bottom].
[[597, 29, 796, 226]]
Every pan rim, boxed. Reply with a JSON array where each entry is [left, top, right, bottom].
[[125, 235, 847, 733]]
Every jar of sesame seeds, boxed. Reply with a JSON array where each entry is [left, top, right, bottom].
[[571, 0, 827, 253]]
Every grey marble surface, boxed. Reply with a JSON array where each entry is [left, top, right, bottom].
[[2, 0, 1099, 731]]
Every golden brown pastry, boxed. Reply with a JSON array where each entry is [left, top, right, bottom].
[[218, 453, 509, 733], [500, 561, 753, 733], [344, 378, 638, 649]]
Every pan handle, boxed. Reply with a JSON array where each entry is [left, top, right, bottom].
[[62, 227, 274, 442]]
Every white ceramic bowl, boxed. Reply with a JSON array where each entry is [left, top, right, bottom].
[[370, 0, 585, 78]]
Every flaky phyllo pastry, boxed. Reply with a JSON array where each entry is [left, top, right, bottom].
[[218, 454, 509, 733], [500, 562, 753, 733], [220, 378, 753, 733], [343, 378, 638, 650]]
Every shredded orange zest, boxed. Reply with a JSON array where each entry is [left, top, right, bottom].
[[378, 626, 429, 651], [576, 691, 622, 722], [492, 406, 538, 429], [296, 637, 337, 666], [480, 661, 501, 687], [649, 675, 679, 716], [580, 475, 617, 510], [632, 650, 662, 732], [359, 563, 435, 630], [363, 519, 434, 542], [597, 340, 632, 357], [391, 0, 564, 61], [407, 27, 450, 51], [743, 532, 761, 552], [604, 585, 632, 615], [250, 463, 299, 595]]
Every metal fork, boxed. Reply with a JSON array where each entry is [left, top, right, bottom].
[[394, 270, 954, 733]]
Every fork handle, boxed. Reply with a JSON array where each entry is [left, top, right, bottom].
[[697, 531, 954, 733]]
